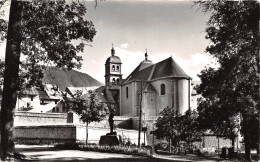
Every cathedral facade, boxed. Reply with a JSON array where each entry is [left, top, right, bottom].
[[104, 47, 191, 117]]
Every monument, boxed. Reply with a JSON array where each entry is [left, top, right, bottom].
[[99, 109, 119, 145]]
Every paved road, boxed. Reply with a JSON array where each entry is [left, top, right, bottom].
[[15, 145, 228, 161]]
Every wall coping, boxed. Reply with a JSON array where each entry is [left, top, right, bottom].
[[15, 111, 67, 118]]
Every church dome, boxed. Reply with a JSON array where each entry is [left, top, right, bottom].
[[105, 46, 122, 64], [106, 56, 121, 64], [139, 50, 153, 71], [139, 59, 153, 71]]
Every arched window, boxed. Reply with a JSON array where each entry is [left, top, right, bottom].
[[112, 65, 115, 71], [160, 84, 166, 95], [112, 78, 115, 83], [126, 87, 128, 98], [116, 65, 120, 71], [117, 78, 120, 84]]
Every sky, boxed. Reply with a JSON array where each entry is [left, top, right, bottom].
[[0, 0, 216, 84]]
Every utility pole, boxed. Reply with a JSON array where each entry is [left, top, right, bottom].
[[138, 80, 143, 147]]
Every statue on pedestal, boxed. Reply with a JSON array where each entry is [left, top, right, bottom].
[[99, 107, 119, 145], [107, 108, 116, 135]]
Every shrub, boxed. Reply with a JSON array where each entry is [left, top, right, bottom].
[[54, 143, 152, 157]]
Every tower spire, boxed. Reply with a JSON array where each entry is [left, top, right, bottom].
[[145, 48, 148, 60], [111, 43, 115, 56]]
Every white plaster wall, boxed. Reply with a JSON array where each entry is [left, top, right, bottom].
[[16, 95, 41, 110], [121, 83, 133, 116], [177, 79, 189, 115], [76, 125, 87, 141], [143, 92, 156, 116], [151, 79, 172, 114]]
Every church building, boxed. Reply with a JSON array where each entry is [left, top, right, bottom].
[[104, 46, 191, 117]]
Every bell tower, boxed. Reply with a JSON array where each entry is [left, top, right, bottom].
[[105, 45, 122, 88]]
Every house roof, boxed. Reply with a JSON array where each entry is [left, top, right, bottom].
[[95, 86, 116, 104], [35, 87, 49, 99], [43, 84, 62, 99], [65, 86, 100, 96], [124, 57, 190, 84], [77, 86, 116, 104], [20, 87, 38, 96]]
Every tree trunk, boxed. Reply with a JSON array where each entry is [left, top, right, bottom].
[[169, 138, 172, 153], [244, 130, 252, 161], [86, 122, 88, 145], [0, 0, 22, 159], [242, 115, 252, 161], [231, 134, 235, 148]]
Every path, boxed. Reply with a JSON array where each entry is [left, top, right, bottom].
[[15, 145, 232, 161]]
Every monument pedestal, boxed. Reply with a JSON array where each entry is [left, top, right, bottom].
[[99, 133, 119, 146]]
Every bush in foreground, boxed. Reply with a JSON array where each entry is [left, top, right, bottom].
[[55, 142, 152, 157]]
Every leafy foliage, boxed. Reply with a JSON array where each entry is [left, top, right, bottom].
[[21, 0, 96, 70], [154, 107, 202, 147], [0, 0, 7, 42], [0, 0, 97, 158], [0, 0, 96, 90], [195, 1, 259, 160], [73, 90, 109, 124]]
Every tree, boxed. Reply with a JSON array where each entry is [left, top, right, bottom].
[[154, 107, 201, 153], [73, 90, 109, 144], [181, 110, 202, 150], [0, 0, 96, 159], [195, 1, 259, 161]]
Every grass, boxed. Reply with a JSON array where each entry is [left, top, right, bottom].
[[55, 142, 152, 157]]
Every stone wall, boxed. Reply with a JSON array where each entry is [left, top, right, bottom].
[[13, 124, 146, 145], [14, 111, 67, 126], [14, 124, 78, 144]]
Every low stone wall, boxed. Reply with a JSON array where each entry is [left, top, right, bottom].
[[197, 135, 232, 149], [14, 111, 67, 126], [13, 124, 146, 145], [14, 124, 85, 144]]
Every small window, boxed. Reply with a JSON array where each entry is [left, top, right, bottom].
[[31, 96, 33, 101], [112, 65, 115, 71], [117, 78, 120, 84], [116, 65, 120, 71], [126, 87, 128, 98], [112, 78, 115, 83], [160, 84, 165, 95]]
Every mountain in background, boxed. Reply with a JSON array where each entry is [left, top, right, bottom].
[[42, 67, 103, 91]]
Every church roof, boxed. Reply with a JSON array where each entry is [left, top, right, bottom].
[[139, 60, 154, 71], [124, 57, 190, 84], [105, 56, 122, 64], [144, 83, 156, 92], [105, 47, 122, 64]]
